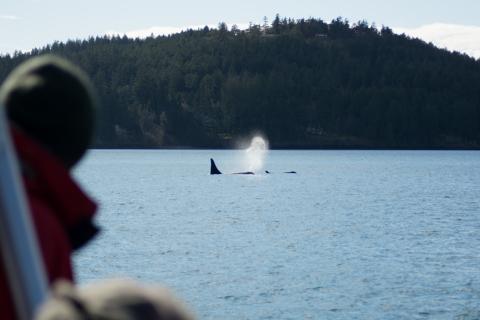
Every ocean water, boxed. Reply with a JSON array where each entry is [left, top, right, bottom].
[[73, 150, 480, 320]]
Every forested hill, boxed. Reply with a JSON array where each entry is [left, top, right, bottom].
[[1, 17, 480, 149]]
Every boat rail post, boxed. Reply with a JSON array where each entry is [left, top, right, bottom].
[[0, 105, 48, 320]]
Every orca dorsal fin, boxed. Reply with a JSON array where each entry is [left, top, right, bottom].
[[210, 158, 222, 175]]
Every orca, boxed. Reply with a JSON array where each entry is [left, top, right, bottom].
[[210, 158, 296, 175], [210, 158, 254, 175], [210, 158, 222, 174]]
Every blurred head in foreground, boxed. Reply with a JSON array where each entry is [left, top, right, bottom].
[[0, 55, 96, 168], [36, 279, 195, 320]]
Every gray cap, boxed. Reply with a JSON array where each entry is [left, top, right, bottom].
[[35, 279, 195, 320]]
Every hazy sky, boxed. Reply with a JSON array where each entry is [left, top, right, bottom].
[[1, 0, 480, 57]]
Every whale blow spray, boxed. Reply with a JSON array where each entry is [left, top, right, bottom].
[[245, 136, 269, 172]]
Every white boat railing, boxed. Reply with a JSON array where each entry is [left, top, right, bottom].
[[0, 105, 48, 319]]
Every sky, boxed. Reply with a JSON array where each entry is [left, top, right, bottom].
[[1, 0, 480, 58]]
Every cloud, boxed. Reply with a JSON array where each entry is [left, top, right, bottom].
[[105, 26, 188, 38], [0, 15, 19, 20], [105, 23, 249, 39], [109, 23, 480, 59], [394, 23, 480, 59]]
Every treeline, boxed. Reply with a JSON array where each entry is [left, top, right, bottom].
[[1, 16, 480, 148]]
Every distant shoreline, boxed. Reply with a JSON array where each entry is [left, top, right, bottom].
[[4, 18, 479, 152], [89, 146, 480, 151]]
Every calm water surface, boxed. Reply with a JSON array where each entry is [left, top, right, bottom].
[[73, 150, 480, 319]]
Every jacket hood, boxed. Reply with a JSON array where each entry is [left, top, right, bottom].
[[11, 126, 99, 250]]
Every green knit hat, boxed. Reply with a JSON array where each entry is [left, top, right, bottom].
[[0, 55, 96, 168]]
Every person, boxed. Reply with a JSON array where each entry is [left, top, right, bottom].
[[0, 55, 99, 319], [35, 279, 195, 320]]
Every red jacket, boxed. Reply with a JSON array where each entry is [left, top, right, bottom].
[[0, 128, 98, 319]]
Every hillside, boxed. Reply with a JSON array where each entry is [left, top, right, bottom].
[[1, 16, 480, 148]]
